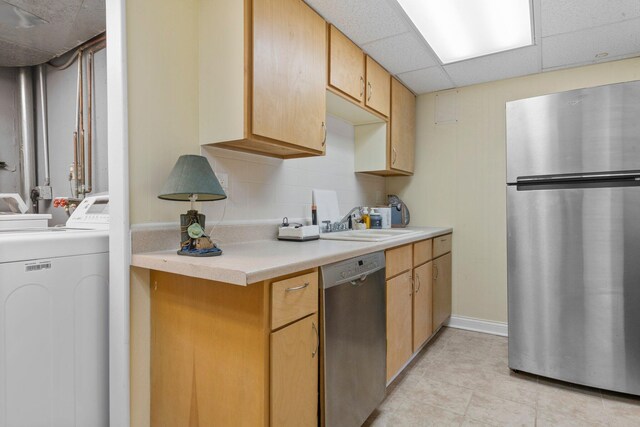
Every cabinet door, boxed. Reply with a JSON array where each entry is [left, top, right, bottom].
[[390, 78, 416, 173], [433, 253, 452, 331], [253, 0, 327, 152], [329, 25, 365, 103], [386, 271, 413, 382], [413, 261, 433, 352], [271, 313, 319, 427], [365, 56, 391, 117]]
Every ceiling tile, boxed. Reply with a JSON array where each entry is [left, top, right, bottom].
[[542, 18, 640, 70], [444, 45, 542, 87], [304, 0, 409, 45], [397, 66, 454, 94], [361, 32, 438, 75], [541, 0, 640, 37]]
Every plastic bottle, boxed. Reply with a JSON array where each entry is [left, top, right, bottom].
[[361, 207, 371, 229]]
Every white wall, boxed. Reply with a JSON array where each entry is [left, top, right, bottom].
[[387, 57, 640, 324], [0, 67, 19, 194], [200, 115, 385, 224]]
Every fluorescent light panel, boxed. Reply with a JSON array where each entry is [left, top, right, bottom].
[[397, 0, 533, 64]]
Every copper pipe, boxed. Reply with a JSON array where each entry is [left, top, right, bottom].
[[75, 50, 84, 197], [86, 50, 94, 194]]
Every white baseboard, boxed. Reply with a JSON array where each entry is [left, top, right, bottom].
[[446, 315, 508, 337]]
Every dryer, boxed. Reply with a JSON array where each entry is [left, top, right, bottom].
[[0, 195, 109, 427]]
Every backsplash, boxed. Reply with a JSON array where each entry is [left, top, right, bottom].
[[200, 115, 385, 224]]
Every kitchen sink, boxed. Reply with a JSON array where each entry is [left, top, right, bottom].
[[319, 228, 418, 242]]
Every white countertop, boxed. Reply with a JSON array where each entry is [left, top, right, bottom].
[[131, 226, 452, 285]]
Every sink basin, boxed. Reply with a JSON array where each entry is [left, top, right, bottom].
[[319, 228, 418, 242]]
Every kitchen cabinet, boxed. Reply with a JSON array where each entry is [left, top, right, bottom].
[[386, 270, 413, 382], [150, 268, 319, 427], [390, 78, 416, 174], [199, 0, 327, 158], [328, 25, 365, 104], [365, 56, 391, 117], [412, 261, 433, 351], [271, 313, 319, 427], [352, 77, 416, 176], [385, 235, 452, 382], [433, 251, 452, 331]]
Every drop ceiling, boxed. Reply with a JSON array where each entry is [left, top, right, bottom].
[[0, 0, 105, 67], [305, 0, 640, 94]]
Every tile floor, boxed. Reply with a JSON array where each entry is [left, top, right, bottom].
[[365, 327, 640, 426]]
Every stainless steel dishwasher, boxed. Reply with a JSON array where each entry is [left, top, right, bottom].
[[320, 251, 386, 427]]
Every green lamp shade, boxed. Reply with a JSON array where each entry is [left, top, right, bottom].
[[158, 155, 227, 201]]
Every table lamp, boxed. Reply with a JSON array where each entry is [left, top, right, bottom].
[[158, 154, 227, 257]]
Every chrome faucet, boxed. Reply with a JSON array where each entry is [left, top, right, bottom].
[[338, 206, 362, 229]]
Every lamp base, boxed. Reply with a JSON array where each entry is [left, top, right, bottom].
[[178, 210, 223, 256], [177, 246, 223, 257]]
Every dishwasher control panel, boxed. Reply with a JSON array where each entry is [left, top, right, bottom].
[[321, 251, 386, 288]]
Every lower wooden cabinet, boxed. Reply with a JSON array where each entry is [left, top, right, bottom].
[[412, 261, 433, 352], [386, 270, 413, 382], [433, 252, 452, 331], [150, 269, 319, 427], [271, 313, 319, 427]]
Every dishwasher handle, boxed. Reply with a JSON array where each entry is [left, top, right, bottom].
[[349, 274, 368, 286]]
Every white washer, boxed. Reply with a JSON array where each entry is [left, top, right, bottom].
[[0, 195, 109, 427]]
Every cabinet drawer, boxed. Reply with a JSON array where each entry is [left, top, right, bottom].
[[386, 244, 412, 279], [272, 271, 318, 330], [433, 234, 452, 258], [413, 239, 433, 266]]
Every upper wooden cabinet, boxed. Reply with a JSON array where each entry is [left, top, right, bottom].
[[365, 56, 391, 117], [328, 25, 365, 104], [390, 78, 416, 174], [199, 0, 327, 158]]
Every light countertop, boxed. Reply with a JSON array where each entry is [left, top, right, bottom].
[[131, 226, 452, 286]]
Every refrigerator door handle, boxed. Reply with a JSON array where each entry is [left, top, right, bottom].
[[517, 171, 640, 183]]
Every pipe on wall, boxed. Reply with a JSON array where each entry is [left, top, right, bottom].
[[36, 64, 50, 186], [17, 67, 37, 212]]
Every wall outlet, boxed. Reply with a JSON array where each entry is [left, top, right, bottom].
[[216, 172, 229, 190]]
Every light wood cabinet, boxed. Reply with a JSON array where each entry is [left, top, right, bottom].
[[386, 270, 413, 382], [271, 313, 319, 427], [390, 78, 416, 174], [386, 244, 413, 279], [433, 252, 452, 331], [328, 25, 365, 104], [271, 271, 318, 330], [150, 268, 319, 427], [385, 235, 452, 382], [413, 261, 433, 351], [365, 56, 391, 117], [200, 0, 327, 158]]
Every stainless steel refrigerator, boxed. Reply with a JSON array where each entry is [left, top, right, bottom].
[[506, 80, 640, 395]]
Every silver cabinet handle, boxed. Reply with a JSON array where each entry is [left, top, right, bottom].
[[322, 121, 327, 146], [360, 76, 364, 98], [312, 322, 319, 358], [433, 266, 439, 280], [415, 274, 421, 293], [367, 81, 372, 101], [392, 146, 397, 165], [286, 282, 310, 292]]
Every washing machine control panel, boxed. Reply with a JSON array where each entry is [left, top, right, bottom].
[[66, 195, 110, 230]]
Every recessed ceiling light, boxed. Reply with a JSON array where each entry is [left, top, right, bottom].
[[396, 0, 534, 64], [595, 52, 609, 58]]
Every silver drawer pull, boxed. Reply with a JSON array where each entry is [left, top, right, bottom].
[[286, 282, 310, 292], [312, 322, 319, 357]]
